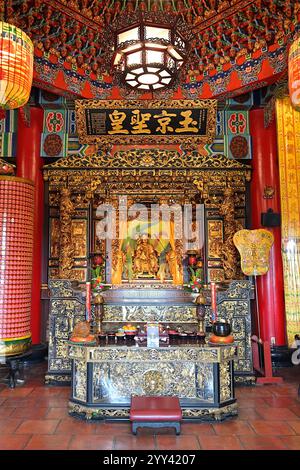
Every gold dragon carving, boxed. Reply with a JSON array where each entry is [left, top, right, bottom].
[[58, 187, 75, 279], [219, 187, 243, 280]]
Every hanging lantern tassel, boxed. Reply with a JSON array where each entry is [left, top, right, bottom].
[[0, 22, 34, 110], [289, 36, 300, 110]]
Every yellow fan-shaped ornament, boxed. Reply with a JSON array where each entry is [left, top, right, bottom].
[[233, 229, 274, 276]]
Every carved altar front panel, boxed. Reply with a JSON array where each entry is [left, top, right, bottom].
[[69, 343, 236, 421], [103, 305, 197, 323], [91, 362, 215, 403], [69, 343, 235, 403], [92, 361, 198, 400], [46, 280, 86, 384], [73, 360, 87, 402]]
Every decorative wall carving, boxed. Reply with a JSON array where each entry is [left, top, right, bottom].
[[219, 187, 243, 280], [71, 219, 87, 258], [208, 220, 223, 259], [50, 218, 60, 259], [58, 188, 75, 278], [103, 305, 197, 323], [44, 151, 252, 172]]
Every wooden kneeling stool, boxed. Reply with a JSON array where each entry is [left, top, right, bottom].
[[130, 396, 182, 435]]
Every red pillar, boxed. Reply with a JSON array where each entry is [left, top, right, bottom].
[[16, 107, 44, 345], [249, 108, 286, 346]]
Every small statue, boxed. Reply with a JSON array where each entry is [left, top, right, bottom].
[[166, 249, 178, 281], [195, 294, 206, 338], [133, 236, 158, 276], [70, 321, 96, 343], [93, 294, 104, 333]]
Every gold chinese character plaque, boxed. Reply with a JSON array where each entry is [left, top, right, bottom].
[[75, 99, 216, 147]]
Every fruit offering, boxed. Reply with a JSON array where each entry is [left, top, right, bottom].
[[123, 324, 137, 331]]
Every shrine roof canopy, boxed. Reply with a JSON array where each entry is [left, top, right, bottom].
[[6, 0, 297, 101]]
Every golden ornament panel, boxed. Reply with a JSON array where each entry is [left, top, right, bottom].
[[75, 99, 217, 148]]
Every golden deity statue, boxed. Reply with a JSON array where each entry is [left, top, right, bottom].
[[133, 236, 159, 277], [166, 249, 178, 282]]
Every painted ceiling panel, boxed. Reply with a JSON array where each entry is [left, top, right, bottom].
[[1, 0, 297, 99]]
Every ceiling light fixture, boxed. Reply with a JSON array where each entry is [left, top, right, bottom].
[[112, 13, 188, 92]]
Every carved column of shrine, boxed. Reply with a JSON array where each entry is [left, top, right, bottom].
[[58, 187, 75, 279], [249, 108, 287, 362], [16, 107, 44, 347]]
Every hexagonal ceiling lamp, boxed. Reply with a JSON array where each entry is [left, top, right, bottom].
[[113, 16, 187, 91]]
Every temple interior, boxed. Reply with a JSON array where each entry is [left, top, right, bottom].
[[0, 0, 300, 453]]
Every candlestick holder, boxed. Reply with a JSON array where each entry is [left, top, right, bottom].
[[85, 281, 91, 322], [93, 294, 104, 334], [195, 294, 206, 338], [210, 282, 217, 323]]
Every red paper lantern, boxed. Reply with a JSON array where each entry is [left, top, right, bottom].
[[0, 22, 33, 109]]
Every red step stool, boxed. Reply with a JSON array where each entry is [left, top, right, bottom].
[[130, 396, 182, 435]]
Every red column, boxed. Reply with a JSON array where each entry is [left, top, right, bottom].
[[249, 108, 286, 346], [16, 107, 44, 344]]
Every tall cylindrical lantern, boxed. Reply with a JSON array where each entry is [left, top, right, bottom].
[[0, 22, 34, 109], [0, 176, 34, 356]]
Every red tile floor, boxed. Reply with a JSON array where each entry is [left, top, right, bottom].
[[0, 362, 299, 450]]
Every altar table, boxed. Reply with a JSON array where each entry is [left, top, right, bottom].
[[68, 342, 237, 421]]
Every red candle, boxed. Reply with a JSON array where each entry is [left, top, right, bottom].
[[211, 282, 217, 321], [86, 282, 91, 321]]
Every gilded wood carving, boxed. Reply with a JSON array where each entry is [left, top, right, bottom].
[[58, 188, 75, 278], [219, 187, 244, 280], [75, 99, 217, 148], [44, 151, 250, 284]]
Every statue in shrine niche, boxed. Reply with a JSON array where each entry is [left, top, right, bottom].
[[166, 249, 178, 282], [133, 236, 159, 277]]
